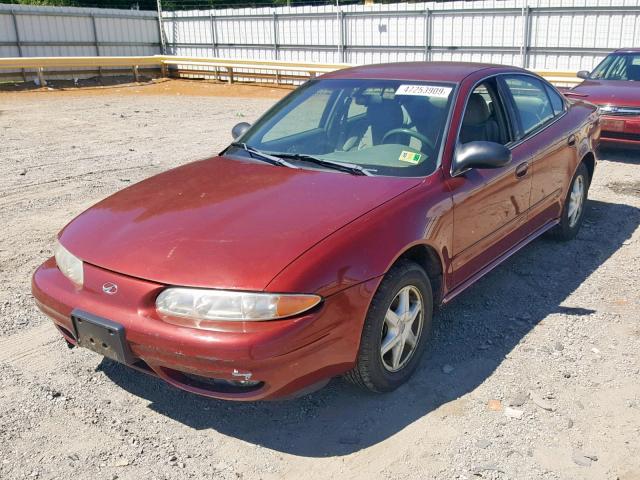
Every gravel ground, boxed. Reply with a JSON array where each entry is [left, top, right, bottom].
[[1, 80, 639, 480]]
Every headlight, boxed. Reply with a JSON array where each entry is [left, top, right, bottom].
[[598, 105, 640, 116], [155, 288, 322, 328], [54, 240, 84, 286], [598, 105, 617, 114]]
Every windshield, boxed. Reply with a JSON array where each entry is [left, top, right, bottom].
[[234, 79, 456, 177], [590, 53, 640, 81]]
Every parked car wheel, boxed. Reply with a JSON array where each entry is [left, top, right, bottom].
[[346, 261, 433, 392], [548, 162, 590, 241]]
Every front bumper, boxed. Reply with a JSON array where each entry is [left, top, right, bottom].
[[32, 258, 379, 401], [599, 114, 640, 145]]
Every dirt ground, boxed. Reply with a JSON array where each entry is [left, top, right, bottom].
[[0, 80, 639, 480]]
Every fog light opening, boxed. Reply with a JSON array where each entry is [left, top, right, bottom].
[[168, 370, 264, 394]]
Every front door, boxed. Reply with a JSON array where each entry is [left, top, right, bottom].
[[446, 78, 533, 286]]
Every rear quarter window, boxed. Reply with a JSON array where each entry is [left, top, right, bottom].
[[545, 84, 565, 116]]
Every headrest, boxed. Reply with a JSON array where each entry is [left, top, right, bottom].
[[366, 99, 404, 126], [463, 93, 491, 126]]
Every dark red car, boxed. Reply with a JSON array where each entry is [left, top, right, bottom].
[[33, 62, 599, 401], [567, 48, 640, 147]]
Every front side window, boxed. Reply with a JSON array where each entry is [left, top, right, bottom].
[[236, 79, 456, 177], [262, 88, 333, 143], [590, 53, 640, 81], [459, 81, 510, 145], [503, 75, 555, 137]]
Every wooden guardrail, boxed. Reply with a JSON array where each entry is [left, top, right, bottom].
[[0, 55, 582, 87], [0, 55, 164, 84]]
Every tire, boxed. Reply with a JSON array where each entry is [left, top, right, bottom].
[[547, 162, 590, 241], [345, 260, 433, 393]]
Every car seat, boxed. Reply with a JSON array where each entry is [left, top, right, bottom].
[[366, 98, 406, 144], [460, 93, 501, 144]]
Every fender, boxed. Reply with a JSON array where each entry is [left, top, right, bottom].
[[265, 169, 454, 297]]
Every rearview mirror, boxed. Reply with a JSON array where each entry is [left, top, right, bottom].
[[576, 70, 590, 80], [453, 141, 512, 175], [231, 122, 251, 140]]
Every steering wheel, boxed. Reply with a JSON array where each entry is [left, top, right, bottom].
[[381, 128, 436, 153]]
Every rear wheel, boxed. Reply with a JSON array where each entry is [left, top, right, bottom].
[[345, 260, 433, 392], [547, 162, 589, 241]]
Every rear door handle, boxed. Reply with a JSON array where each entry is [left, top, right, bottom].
[[568, 135, 576, 146], [515, 162, 529, 178]]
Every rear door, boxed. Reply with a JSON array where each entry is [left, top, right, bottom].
[[499, 74, 576, 231]]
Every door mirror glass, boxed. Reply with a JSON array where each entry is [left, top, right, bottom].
[[576, 70, 590, 80], [231, 122, 251, 140], [453, 141, 512, 175]]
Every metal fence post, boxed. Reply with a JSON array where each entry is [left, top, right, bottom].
[[273, 11, 279, 60], [156, 0, 167, 55], [210, 13, 219, 80], [10, 10, 26, 81], [424, 9, 431, 62], [273, 11, 280, 84], [521, 6, 532, 68], [90, 14, 103, 78], [338, 10, 346, 63]]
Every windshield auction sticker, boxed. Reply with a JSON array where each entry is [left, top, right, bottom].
[[395, 84, 452, 98], [399, 151, 422, 164]]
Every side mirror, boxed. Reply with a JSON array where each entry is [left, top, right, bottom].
[[576, 70, 590, 80], [231, 122, 251, 140], [453, 141, 512, 175]]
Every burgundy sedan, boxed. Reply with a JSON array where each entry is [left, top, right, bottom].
[[567, 48, 640, 146], [33, 62, 599, 401]]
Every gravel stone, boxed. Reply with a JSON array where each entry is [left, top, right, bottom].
[[529, 392, 554, 411], [442, 364, 455, 374], [504, 407, 524, 419], [508, 392, 528, 407], [572, 452, 593, 467]]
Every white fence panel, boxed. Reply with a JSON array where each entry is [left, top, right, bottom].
[[0, 3, 161, 60], [162, 0, 640, 81]]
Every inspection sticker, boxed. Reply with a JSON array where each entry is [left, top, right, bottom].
[[399, 151, 422, 164], [395, 84, 452, 98]]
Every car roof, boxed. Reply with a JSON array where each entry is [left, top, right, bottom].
[[321, 61, 527, 83], [614, 48, 640, 53]]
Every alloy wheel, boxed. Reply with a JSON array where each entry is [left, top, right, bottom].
[[380, 285, 424, 372], [567, 175, 585, 228]]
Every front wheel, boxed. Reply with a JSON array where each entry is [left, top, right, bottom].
[[345, 260, 433, 393], [547, 162, 590, 241]]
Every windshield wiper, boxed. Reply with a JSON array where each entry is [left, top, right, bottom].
[[229, 142, 298, 169], [274, 153, 373, 176]]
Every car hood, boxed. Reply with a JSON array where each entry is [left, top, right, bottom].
[[570, 80, 640, 107], [60, 155, 422, 290]]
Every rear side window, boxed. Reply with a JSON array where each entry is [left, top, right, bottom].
[[545, 84, 565, 116], [503, 75, 555, 136]]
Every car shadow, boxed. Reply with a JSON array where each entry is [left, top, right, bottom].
[[100, 198, 639, 458], [598, 146, 640, 165]]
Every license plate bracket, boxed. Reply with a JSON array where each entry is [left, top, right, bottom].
[[71, 309, 134, 364]]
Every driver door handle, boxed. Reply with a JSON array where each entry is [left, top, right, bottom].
[[515, 162, 529, 178]]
